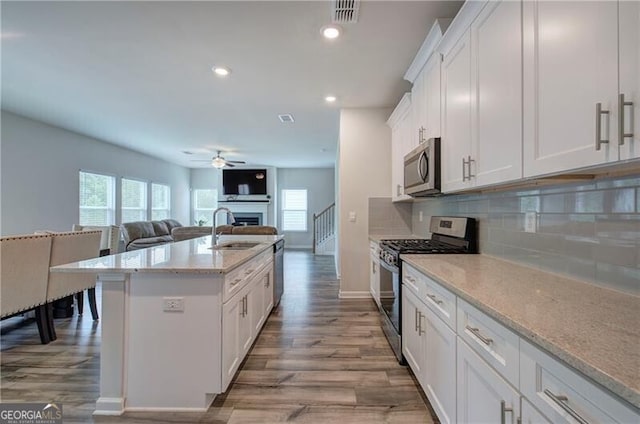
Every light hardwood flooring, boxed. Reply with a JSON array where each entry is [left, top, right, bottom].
[[1, 250, 436, 423]]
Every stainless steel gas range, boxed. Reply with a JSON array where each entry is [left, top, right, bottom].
[[377, 216, 477, 363]]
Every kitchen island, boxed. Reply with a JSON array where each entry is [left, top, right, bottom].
[[52, 235, 283, 415]]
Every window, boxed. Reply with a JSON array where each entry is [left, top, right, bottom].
[[121, 178, 148, 223], [151, 183, 171, 220], [282, 189, 307, 231], [193, 189, 218, 226], [79, 171, 115, 225]]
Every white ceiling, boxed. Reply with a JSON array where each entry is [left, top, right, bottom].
[[1, 1, 462, 169]]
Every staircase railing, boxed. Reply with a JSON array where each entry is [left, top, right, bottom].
[[312, 202, 336, 254]]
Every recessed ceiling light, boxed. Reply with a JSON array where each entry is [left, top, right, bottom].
[[325, 95, 337, 103], [321, 25, 341, 39], [212, 66, 231, 77]]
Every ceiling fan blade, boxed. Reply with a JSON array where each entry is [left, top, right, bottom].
[[227, 160, 246, 164], [224, 162, 236, 168]]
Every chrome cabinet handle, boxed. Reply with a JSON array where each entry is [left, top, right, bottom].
[[231, 278, 242, 286], [544, 389, 589, 424], [500, 400, 514, 424], [462, 157, 467, 181], [405, 276, 416, 283], [619, 93, 634, 145], [466, 325, 493, 346], [415, 307, 419, 332], [418, 312, 425, 335], [245, 268, 254, 275], [467, 155, 475, 178], [426, 293, 443, 305], [462, 156, 474, 181], [596, 102, 610, 150], [419, 126, 427, 143]]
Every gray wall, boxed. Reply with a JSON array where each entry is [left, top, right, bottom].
[[1, 111, 191, 235], [277, 168, 335, 248], [411, 175, 640, 295]]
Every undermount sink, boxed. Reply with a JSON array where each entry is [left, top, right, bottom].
[[209, 242, 262, 251]]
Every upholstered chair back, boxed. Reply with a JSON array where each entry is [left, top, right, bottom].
[[72, 224, 120, 254], [46, 231, 101, 302], [0, 234, 52, 318]]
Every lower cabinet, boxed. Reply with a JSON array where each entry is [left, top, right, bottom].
[[402, 285, 457, 424], [521, 398, 551, 424], [457, 339, 520, 424]]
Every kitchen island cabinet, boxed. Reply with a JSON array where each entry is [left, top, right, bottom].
[[52, 235, 281, 415]]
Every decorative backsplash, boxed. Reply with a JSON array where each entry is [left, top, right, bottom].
[[368, 198, 412, 236], [411, 175, 640, 295]]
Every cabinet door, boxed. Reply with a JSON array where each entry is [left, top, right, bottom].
[[423, 306, 457, 424], [619, 0, 640, 160], [249, 276, 264, 338], [391, 100, 413, 202], [411, 68, 426, 148], [424, 53, 442, 140], [442, 29, 473, 193], [221, 294, 242, 390], [457, 339, 520, 424], [263, 268, 274, 319], [521, 398, 551, 424], [523, 1, 619, 177], [369, 257, 380, 306], [401, 287, 425, 386], [471, 0, 523, 187]]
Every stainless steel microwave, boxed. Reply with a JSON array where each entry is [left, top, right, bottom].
[[404, 137, 441, 197]]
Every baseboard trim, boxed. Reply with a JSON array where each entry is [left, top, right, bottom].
[[285, 245, 312, 250], [93, 397, 125, 416], [338, 290, 371, 299]]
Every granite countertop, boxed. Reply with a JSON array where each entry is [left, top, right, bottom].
[[52, 235, 283, 275], [401, 254, 640, 408]]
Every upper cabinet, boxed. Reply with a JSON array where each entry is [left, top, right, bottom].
[[523, 1, 619, 176], [442, 0, 522, 193], [619, 1, 640, 161], [388, 93, 413, 202], [423, 54, 442, 140]]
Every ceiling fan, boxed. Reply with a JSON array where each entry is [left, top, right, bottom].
[[191, 151, 246, 168]]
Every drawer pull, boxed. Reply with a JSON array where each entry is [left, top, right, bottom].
[[245, 268, 254, 275], [426, 293, 443, 305], [500, 400, 514, 424], [231, 278, 242, 286], [544, 389, 589, 424], [418, 312, 425, 336], [406, 276, 416, 283], [466, 326, 493, 346], [415, 308, 419, 332]]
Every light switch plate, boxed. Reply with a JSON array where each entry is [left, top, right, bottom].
[[163, 297, 185, 312], [348, 211, 356, 222]]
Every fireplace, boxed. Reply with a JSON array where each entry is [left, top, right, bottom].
[[233, 212, 263, 226]]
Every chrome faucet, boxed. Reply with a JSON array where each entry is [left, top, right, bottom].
[[212, 207, 235, 246]]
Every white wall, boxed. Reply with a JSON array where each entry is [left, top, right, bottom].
[[1, 111, 191, 235], [338, 108, 392, 296], [277, 168, 335, 248]]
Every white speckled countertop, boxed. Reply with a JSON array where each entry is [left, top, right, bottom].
[[51, 235, 283, 274], [401, 254, 640, 409]]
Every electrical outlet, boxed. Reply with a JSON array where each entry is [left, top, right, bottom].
[[419, 211, 423, 222], [524, 212, 537, 233], [163, 297, 184, 312]]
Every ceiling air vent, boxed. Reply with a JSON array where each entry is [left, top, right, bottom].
[[331, 0, 360, 23], [278, 114, 295, 123]]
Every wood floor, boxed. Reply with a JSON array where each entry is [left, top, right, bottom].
[[1, 250, 435, 423]]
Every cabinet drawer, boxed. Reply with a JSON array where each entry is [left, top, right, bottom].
[[223, 249, 273, 302], [403, 263, 456, 330], [520, 339, 639, 424], [457, 298, 519, 388]]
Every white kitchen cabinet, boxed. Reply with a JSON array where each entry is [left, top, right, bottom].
[[249, 274, 265, 336], [523, 1, 619, 177], [262, 267, 274, 319], [441, 28, 473, 192], [520, 339, 639, 424], [221, 284, 252, 391], [422, 304, 456, 424], [619, 0, 640, 160], [388, 93, 412, 202], [521, 398, 551, 424], [470, 0, 522, 187], [457, 339, 521, 424], [411, 67, 427, 148], [369, 241, 380, 306], [423, 53, 442, 140], [401, 287, 426, 387]]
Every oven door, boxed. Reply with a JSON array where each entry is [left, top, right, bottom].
[[378, 259, 400, 334]]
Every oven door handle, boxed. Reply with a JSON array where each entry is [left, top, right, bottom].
[[378, 258, 399, 274]]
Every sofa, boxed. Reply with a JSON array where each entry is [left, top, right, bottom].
[[121, 219, 183, 251], [172, 225, 278, 242]]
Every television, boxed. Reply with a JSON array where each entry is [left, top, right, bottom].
[[222, 169, 268, 195]]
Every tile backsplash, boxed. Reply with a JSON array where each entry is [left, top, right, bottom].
[[369, 198, 412, 236], [411, 176, 640, 295]]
